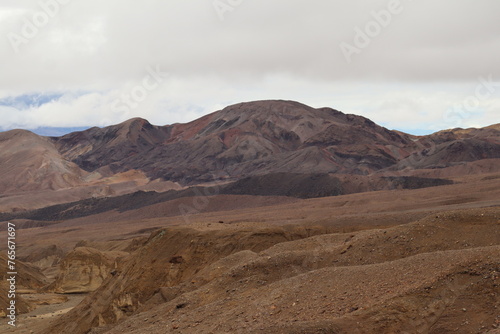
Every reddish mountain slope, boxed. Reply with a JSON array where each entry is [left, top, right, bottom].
[[0, 100, 498, 200], [53, 100, 420, 184]]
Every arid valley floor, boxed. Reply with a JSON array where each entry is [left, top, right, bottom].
[[1, 172, 499, 333]]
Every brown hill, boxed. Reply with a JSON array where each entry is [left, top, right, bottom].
[[41, 207, 500, 334], [51, 100, 499, 186], [53, 100, 419, 184], [1, 100, 499, 333], [394, 126, 500, 171], [0, 129, 87, 194], [0, 172, 498, 333], [44, 247, 127, 294], [0, 253, 48, 292], [0, 173, 454, 223], [54, 118, 171, 173], [0, 253, 49, 317], [0, 100, 498, 211], [0, 129, 182, 212]]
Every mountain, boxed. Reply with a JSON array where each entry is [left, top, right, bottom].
[[0, 127, 179, 212], [54, 118, 171, 173], [0, 129, 87, 194], [50, 99, 490, 185], [392, 125, 500, 170], [52, 100, 499, 185], [1, 100, 499, 209]]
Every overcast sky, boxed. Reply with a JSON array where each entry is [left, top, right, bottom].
[[0, 0, 499, 135]]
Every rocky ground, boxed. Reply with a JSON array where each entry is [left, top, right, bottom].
[[43, 208, 500, 334], [0, 294, 85, 334], [0, 173, 499, 333]]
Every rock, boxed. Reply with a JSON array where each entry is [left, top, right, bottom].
[[45, 247, 127, 293]]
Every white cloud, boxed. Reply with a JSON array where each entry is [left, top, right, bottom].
[[2, 77, 498, 135], [0, 0, 499, 134]]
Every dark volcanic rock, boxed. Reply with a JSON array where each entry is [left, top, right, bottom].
[[221, 173, 343, 198], [383, 176, 453, 189], [0, 174, 453, 222]]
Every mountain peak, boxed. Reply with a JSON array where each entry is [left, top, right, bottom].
[[116, 117, 152, 129], [43, 100, 500, 184], [219, 99, 319, 118], [213, 100, 362, 129], [226, 99, 315, 110], [0, 128, 39, 141]]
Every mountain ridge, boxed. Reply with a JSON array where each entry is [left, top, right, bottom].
[[0, 100, 499, 209], [49, 99, 496, 184]]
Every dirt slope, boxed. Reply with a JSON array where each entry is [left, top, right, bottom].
[[0, 253, 48, 291], [0, 254, 48, 317], [44, 247, 127, 293], [41, 207, 500, 334], [0, 129, 87, 194]]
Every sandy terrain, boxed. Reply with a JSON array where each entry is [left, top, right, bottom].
[[0, 172, 498, 333]]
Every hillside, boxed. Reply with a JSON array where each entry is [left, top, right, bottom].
[[0, 130, 87, 194], [52, 100, 417, 183], [0, 100, 498, 213], [40, 207, 500, 334], [51, 100, 500, 185], [1, 170, 499, 333]]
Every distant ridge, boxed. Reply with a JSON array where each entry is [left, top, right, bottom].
[[0, 100, 499, 209], [51, 100, 500, 184]]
